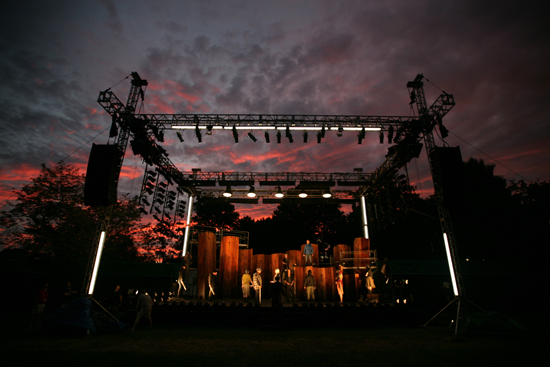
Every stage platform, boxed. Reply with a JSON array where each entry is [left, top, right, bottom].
[[140, 297, 424, 329]]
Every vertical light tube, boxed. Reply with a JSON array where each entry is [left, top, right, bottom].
[[182, 195, 194, 255], [443, 233, 459, 296], [360, 195, 369, 239], [88, 231, 106, 295]]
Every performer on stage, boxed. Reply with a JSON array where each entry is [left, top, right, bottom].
[[335, 266, 344, 303], [242, 269, 252, 300], [271, 276, 283, 307], [304, 270, 316, 303], [177, 265, 187, 297], [283, 268, 294, 303], [183, 251, 192, 281], [366, 266, 376, 294], [208, 270, 218, 301], [271, 268, 280, 283], [253, 268, 262, 306], [303, 239, 314, 266]]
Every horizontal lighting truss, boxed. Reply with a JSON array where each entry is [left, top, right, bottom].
[[135, 113, 412, 132], [179, 171, 371, 185]]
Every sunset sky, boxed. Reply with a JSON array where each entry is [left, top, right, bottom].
[[1, 0, 549, 220]]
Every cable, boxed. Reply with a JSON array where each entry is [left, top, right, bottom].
[[60, 126, 110, 162], [448, 130, 531, 183]]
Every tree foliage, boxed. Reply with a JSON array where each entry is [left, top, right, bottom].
[[192, 195, 240, 230], [0, 161, 147, 265]]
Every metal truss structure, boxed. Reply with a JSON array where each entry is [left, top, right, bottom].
[[85, 72, 464, 331]]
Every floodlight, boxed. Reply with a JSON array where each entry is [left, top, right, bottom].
[[223, 187, 232, 198], [247, 186, 257, 197], [275, 186, 284, 198], [298, 190, 307, 198]]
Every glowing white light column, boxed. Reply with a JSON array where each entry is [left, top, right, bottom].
[[360, 195, 369, 239], [182, 195, 194, 255], [88, 231, 106, 295], [443, 233, 459, 296]]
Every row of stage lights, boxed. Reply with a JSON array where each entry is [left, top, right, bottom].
[[221, 185, 332, 199], [140, 169, 187, 225], [170, 125, 401, 145]]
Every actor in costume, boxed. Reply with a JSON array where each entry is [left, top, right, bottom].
[[242, 269, 252, 300], [253, 268, 262, 305], [303, 239, 314, 266], [208, 270, 218, 301], [177, 265, 187, 297], [335, 267, 344, 303], [304, 269, 316, 303], [283, 268, 295, 303]]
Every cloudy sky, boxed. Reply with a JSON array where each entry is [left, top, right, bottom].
[[1, 0, 549, 219]]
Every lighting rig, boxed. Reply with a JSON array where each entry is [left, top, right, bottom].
[[86, 73, 472, 336]]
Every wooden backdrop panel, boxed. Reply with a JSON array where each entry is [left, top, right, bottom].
[[353, 237, 371, 268], [286, 250, 302, 269], [333, 244, 351, 267], [197, 232, 216, 300], [219, 236, 239, 298]]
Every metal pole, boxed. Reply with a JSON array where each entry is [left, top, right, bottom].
[[182, 194, 195, 255], [360, 195, 369, 239]]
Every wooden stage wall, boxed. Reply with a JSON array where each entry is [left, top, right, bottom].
[[199, 237, 367, 302]]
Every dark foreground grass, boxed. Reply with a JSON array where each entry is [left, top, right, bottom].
[[1, 311, 548, 367]]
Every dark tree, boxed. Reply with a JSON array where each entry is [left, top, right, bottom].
[[192, 195, 240, 230]]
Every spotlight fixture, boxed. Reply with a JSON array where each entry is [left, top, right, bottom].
[[317, 131, 322, 144], [206, 125, 213, 135], [264, 131, 270, 143], [358, 127, 365, 144], [337, 126, 343, 137], [176, 131, 184, 142], [303, 131, 308, 143], [195, 125, 202, 143], [286, 126, 293, 143], [298, 190, 308, 198], [247, 186, 256, 198], [394, 128, 402, 143], [109, 114, 118, 138], [322, 189, 332, 198], [321, 124, 326, 138], [232, 125, 239, 143], [387, 126, 394, 144], [276, 130, 282, 143], [248, 132, 257, 142], [275, 186, 284, 198], [379, 131, 384, 144], [223, 186, 232, 198]]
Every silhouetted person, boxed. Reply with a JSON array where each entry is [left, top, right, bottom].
[[32, 283, 49, 326], [271, 276, 283, 307], [283, 268, 294, 303], [62, 281, 77, 306], [183, 251, 192, 281], [335, 266, 344, 303], [108, 285, 123, 317], [131, 289, 153, 331]]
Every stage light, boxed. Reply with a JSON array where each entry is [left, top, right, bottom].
[[195, 126, 202, 143], [321, 124, 326, 138], [303, 131, 308, 143], [322, 189, 332, 198], [317, 131, 322, 143], [337, 126, 343, 137], [276, 130, 282, 143], [439, 123, 449, 139], [388, 126, 394, 144], [286, 126, 293, 143], [264, 131, 270, 143], [299, 190, 307, 198], [223, 186, 232, 197], [109, 116, 118, 138], [176, 131, 184, 142], [275, 186, 284, 198], [232, 125, 238, 143], [247, 186, 256, 198], [248, 132, 257, 142], [158, 130, 164, 142], [358, 127, 365, 144], [288, 127, 323, 130], [206, 125, 213, 135], [379, 131, 384, 144]]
